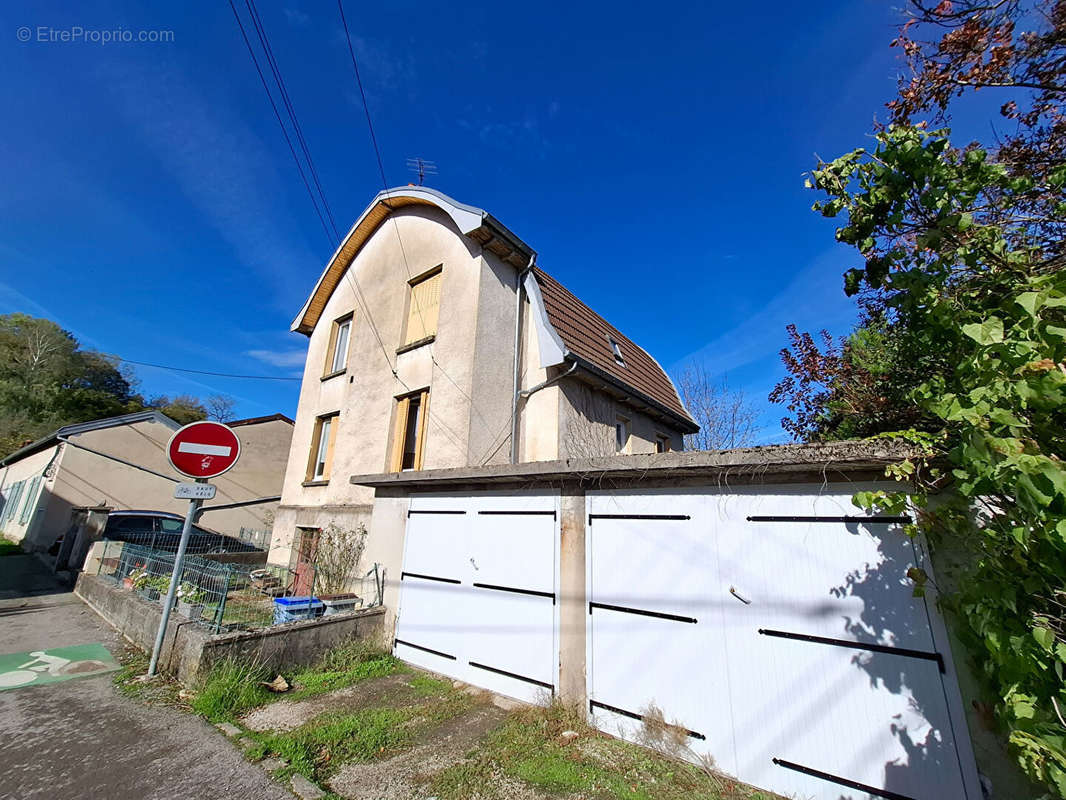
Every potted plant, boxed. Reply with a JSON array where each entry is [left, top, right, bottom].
[[130, 570, 158, 600], [122, 563, 146, 590], [176, 582, 206, 620]]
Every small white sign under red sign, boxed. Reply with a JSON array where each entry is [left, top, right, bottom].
[[166, 421, 241, 479]]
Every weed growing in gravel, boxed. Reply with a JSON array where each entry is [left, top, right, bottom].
[[408, 673, 451, 696], [111, 649, 186, 707], [286, 643, 401, 701], [427, 701, 777, 800], [252, 708, 411, 782], [192, 659, 272, 721]]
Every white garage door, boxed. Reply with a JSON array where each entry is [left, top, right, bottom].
[[587, 486, 979, 800], [394, 492, 558, 704]]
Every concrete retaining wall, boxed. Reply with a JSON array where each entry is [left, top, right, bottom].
[[75, 573, 385, 685]]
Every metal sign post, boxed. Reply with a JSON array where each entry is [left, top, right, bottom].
[[148, 421, 241, 677], [148, 479, 208, 677]]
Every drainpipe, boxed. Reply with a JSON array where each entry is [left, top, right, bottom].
[[519, 361, 578, 402], [510, 253, 537, 464]]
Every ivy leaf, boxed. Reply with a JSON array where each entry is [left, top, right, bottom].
[[962, 317, 1005, 345]]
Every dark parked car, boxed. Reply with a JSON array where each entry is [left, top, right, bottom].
[[103, 510, 262, 554]]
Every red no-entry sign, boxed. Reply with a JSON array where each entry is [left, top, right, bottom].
[[166, 421, 241, 479]]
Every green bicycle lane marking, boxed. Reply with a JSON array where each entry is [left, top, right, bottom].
[[0, 643, 120, 691]]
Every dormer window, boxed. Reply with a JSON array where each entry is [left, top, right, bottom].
[[608, 336, 625, 366]]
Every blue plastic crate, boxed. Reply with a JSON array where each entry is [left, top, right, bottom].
[[272, 596, 324, 624]]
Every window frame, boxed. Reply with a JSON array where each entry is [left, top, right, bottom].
[[655, 434, 672, 453], [400, 266, 443, 349], [389, 389, 430, 472], [323, 313, 354, 378], [305, 412, 340, 483], [607, 336, 626, 367], [615, 415, 632, 454]]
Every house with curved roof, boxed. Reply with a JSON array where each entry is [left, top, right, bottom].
[[270, 185, 696, 565]]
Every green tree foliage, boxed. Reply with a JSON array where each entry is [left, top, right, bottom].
[[0, 315, 140, 454], [779, 1, 1066, 791], [0, 314, 209, 456], [146, 394, 208, 426]]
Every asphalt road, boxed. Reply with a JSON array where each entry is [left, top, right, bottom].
[[0, 554, 291, 800]]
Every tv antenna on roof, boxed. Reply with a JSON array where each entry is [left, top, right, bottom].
[[406, 157, 437, 186]]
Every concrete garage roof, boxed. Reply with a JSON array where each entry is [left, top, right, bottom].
[[351, 440, 921, 492]]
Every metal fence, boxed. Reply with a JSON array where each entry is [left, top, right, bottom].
[[235, 526, 272, 551], [101, 528, 264, 556], [92, 540, 383, 632]]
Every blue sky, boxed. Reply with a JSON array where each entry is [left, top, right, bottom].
[[0, 1, 949, 440]]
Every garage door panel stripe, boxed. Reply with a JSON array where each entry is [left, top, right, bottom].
[[588, 514, 690, 523], [747, 515, 912, 524], [395, 639, 457, 661], [401, 571, 461, 585], [477, 510, 556, 518], [468, 661, 554, 690], [472, 582, 555, 601], [772, 758, 916, 800], [590, 700, 705, 741], [758, 628, 945, 672], [589, 601, 697, 624]]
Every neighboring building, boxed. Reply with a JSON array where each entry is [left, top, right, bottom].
[[270, 185, 697, 566], [0, 411, 294, 553]]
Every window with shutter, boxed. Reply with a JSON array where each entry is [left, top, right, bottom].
[[403, 268, 442, 346], [324, 314, 353, 375], [389, 389, 429, 471], [306, 413, 339, 481]]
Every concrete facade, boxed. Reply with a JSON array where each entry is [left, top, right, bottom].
[[271, 188, 693, 569], [0, 412, 293, 553]]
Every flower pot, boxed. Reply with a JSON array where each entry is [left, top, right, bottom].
[[139, 587, 159, 601], [122, 578, 135, 590], [178, 601, 203, 621]]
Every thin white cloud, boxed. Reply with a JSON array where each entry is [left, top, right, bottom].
[[247, 348, 308, 368], [96, 59, 321, 307], [672, 246, 859, 378]]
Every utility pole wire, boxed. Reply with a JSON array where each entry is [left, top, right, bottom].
[[244, 0, 341, 241], [227, 0, 334, 247]]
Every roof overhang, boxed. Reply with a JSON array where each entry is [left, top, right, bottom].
[[567, 355, 701, 434], [0, 411, 179, 466], [291, 186, 535, 335], [350, 439, 923, 491]]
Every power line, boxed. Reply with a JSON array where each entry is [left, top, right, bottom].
[[118, 358, 302, 381], [335, 0, 497, 455], [337, 0, 389, 193], [227, 0, 334, 246], [244, 0, 340, 241]]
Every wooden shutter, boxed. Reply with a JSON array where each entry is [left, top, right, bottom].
[[389, 397, 410, 472], [323, 321, 339, 375], [413, 390, 430, 470], [404, 271, 442, 344], [323, 416, 338, 479]]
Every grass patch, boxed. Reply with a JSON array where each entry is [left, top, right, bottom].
[[248, 678, 480, 784], [190, 641, 401, 722], [252, 707, 411, 782], [192, 659, 273, 722], [0, 538, 22, 557], [286, 642, 401, 701], [427, 701, 776, 800], [408, 673, 451, 696]]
